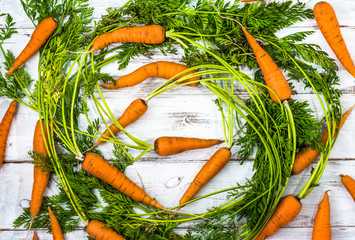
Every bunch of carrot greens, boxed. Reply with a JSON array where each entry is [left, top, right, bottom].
[[0, 0, 347, 239]]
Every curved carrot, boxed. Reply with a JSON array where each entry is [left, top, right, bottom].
[[7, 17, 57, 75], [89, 25, 165, 53], [292, 105, 355, 175], [32, 231, 38, 240], [340, 174, 355, 201], [86, 220, 126, 240], [255, 195, 302, 240], [179, 147, 231, 205], [30, 120, 51, 218], [48, 206, 64, 240], [0, 100, 17, 168], [314, 2, 355, 78], [95, 98, 148, 146], [312, 191, 331, 240], [154, 137, 223, 156], [82, 152, 164, 210], [101, 61, 200, 89], [241, 27, 291, 103]]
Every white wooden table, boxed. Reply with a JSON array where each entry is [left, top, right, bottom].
[[1, 0, 355, 239]]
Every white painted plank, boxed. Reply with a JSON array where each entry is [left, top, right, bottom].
[[1, 160, 355, 230], [1, 93, 355, 162], [0, 230, 88, 240]]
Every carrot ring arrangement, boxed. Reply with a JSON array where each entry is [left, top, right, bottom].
[[0, 1, 350, 239]]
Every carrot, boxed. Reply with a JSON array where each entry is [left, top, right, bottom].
[[32, 231, 38, 240], [312, 191, 331, 240], [340, 174, 355, 201], [86, 220, 126, 240], [30, 120, 51, 218], [241, 27, 291, 103], [154, 137, 223, 156], [0, 100, 17, 169], [7, 17, 57, 75], [95, 98, 148, 146], [82, 152, 164, 210], [179, 147, 231, 205], [101, 61, 200, 89], [314, 2, 355, 78], [292, 105, 355, 175], [254, 195, 302, 240], [48, 206, 64, 240], [89, 25, 165, 53]]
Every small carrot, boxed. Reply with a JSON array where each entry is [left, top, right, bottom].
[[30, 120, 51, 219], [254, 195, 302, 240], [101, 61, 200, 89], [340, 174, 355, 201], [292, 105, 355, 175], [179, 147, 231, 205], [314, 2, 355, 78], [86, 220, 126, 240], [154, 137, 223, 156], [95, 98, 148, 146], [32, 231, 38, 240], [89, 25, 165, 53], [82, 152, 164, 210], [312, 191, 331, 240], [48, 206, 64, 240], [0, 100, 17, 169], [241, 27, 291, 103], [7, 17, 57, 75]]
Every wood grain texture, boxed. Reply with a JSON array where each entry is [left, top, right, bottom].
[[1, 0, 355, 239]]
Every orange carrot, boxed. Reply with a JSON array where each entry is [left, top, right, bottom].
[[312, 191, 331, 240], [101, 61, 200, 89], [255, 195, 302, 240], [314, 2, 355, 78], [340, 174, 355, 201], [154, 137, 223, 156], [95, 98, 148, 146], [0, 100, 17, 168], [82, 152, 164, 210], [48, 206, 64, 240], [32, 231, 38, 240], [241, 27, 291, 103], [30, 120, 51, 219], [7, 17, 57, 75], [86, 220, 126, 240], [179, 147, 231, 205], [292, 105, 355, 175], [89, 25, 165, 53]]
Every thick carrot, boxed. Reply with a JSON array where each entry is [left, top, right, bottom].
[[312, 191, 331, 240], [48, 206, 64, 240], [86, 220, 126, 240], [89, 25, 165, 53], [255, 195, 302, 240], [314, 2, 355, 78], [30, 120, 51, 218], [241, 27, 291, 103], [95, 98, 148, 146], [292, 105, 355, 175], [7, 17, 57, 75], [179, 147, 231, 205], [154, 137, 223, 156], [32, 231, 38, 240], [101, 61, 200, 89], [82, 152, 164, 210], [0, 100, 17, 168], [340, 174, 355, 201]]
